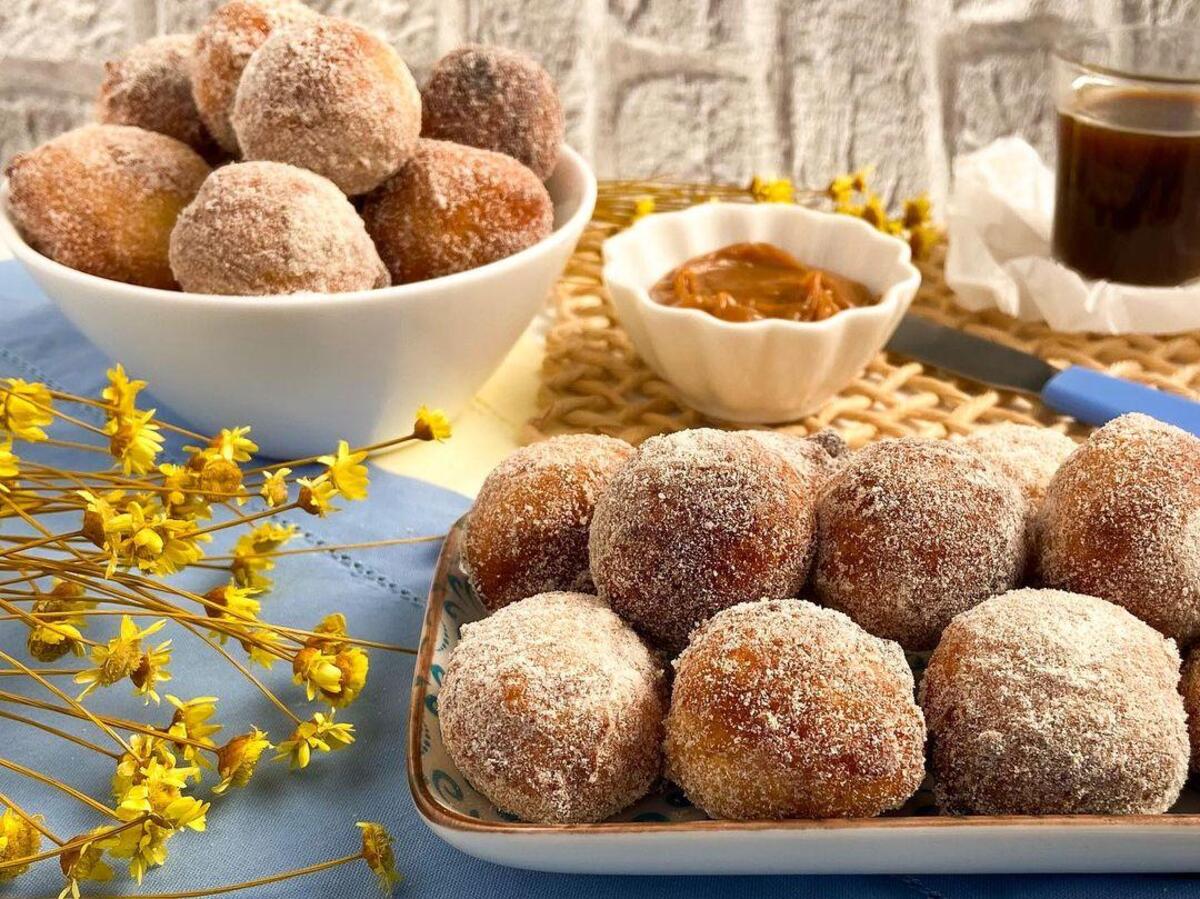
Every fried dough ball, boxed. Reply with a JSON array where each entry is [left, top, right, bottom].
[[168, 161, 388, 295], [1182, 649, 1200, 773], [361, 138, 553, 284], [744, 429, 849, 492], [97, 35, 216, 157], [589, 428, 816, 655], [921, 588, 1188, 815], [666, 598, 925, 820], [232, 16, 421, 195], [439, 592, 667, 824], [1037, 413, 1200, 645], [962, 424, 1077, 511], [813, 438, 1026, 651], [463, 435, 633, 612], [421, 44, 565, 180], [6, 124, 210, 289], [191, 0, 318, 153]]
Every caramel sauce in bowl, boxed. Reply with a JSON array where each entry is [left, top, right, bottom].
[[601, 203, 922, 424]]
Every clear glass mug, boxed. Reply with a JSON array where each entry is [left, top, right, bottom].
[[1051, 25, 1200, 286]]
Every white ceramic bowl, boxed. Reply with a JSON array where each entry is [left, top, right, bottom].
[[602, 203, 922, 423], [0, 146, 597, 459]]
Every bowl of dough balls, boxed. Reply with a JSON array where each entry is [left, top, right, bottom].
[[409, 417, 1200, 873], [0, 2, 595, 459]]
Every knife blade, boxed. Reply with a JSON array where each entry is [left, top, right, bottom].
[[885, 315, 1200, 436]]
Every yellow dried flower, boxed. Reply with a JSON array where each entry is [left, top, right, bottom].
[[78, 490, 122, 549], [231, 522, 297, 591], [909, 222, 941, 260], [244, 627, 284, 669], [319, 440, 369, 501], [750, 175, 794, 203], [0, 378, 53, 441], [157, 464, 211, 522], [213, 728, 272, 795], [210, 426, 258, 463], [197, 456, 244, 502], [293, 614, 370, 706], [297, 474, 338, 517], [357, 822, 402, 894], [129, 638, 173, 705], [903, 193, 932, 228], [260, 467, 291, 507], [166, 695, 220, 772], [75, 616, 167, 700], [205, 582, 262, 628], [107, 409, 164, 475], [58, 828, 114, 899], [0, 807, 41, 881], [0, 437, 18, 491], [630, 196, 655, 221], [275, 711, 355, 769], [414, 405, 451, 442], [101, 364, 146, 417], [292, 645, 344, 701]]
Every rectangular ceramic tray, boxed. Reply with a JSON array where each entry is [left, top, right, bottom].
[[408, 518, 1200, 875]]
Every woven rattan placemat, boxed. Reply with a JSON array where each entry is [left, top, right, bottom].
[[527, 183, 1200, 447]]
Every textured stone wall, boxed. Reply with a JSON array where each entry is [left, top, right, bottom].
[[0, 0, 1193, 206]]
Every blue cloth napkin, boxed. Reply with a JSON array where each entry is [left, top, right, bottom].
[[2, 259, 1198, 898]]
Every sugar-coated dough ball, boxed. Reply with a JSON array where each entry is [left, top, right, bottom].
[[6, 124, 210, 289], [463, 435, 633, 612], [666, 598, 925, 820], [1038, 413, 1200, 644], [921, 588, 1188, 815], [962, 423, 1077, 509], [232, 16, 421, 195], [439, 592, 667, 824], [361, 138, 554, 284], [168, 161, 388, 295], [191, 0, 318, 153], [743, 429, 849, 492], [1182, 649, 1200, 773], [814, 437, 1026, 651], [97, 35, 216, 157], [589, 428, 817, 655], [421, 44, 565, 180]]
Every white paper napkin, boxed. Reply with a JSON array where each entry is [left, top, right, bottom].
[[945, 136, 1200, 334]]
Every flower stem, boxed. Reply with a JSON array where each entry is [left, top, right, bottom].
[[0, 708, 122, 758], [0, 757, 120, 819], [0, 789, 64, 844]]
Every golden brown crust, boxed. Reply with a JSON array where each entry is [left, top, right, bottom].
[[665, 598, 926, 820], [463, 434, 633, 612], [191, 0, 318, 153], [589, 428, 817, 655], [361, 138, 553, 284], [231, 16, 421, 195], [921, 588, 1188, 815], [1037, 413, 1200, 645], [421, 44, 564, 180], [440, 592, 667, 824], [7, 124, 210, 289], [813, 437, 1026, 651]]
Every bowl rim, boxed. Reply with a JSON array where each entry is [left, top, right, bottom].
[[0, 144, 598, 310], [601, 202, 922, 336]]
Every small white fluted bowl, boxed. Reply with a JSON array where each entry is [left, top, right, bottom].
[[0, 146, 596, 459], [602, 203, 922, 423]]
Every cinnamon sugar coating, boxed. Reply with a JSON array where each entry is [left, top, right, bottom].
[[232, 16, 421, 195], [921, 588, 1188, 815], [463, 434, 633, 612], [665, 598, 925, 820], [191, 0, 318, 153], [1182, 649, 1200, 773], [813, 437, 1026, 651], [361, 138, 554, 284], [439, 592, 667, 824], [1037, 413, 1200, 645], [168, 161, 388, 295], [743, 429, 849, 492], [589, 428, 817, 655], [6, 124, 210, 290], [421, 44, 564, 180], [97, 35, 216, 157], [963, 424, 1077, 528]]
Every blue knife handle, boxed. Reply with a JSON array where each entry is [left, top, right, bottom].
[[1042, 366, 1200, 436]]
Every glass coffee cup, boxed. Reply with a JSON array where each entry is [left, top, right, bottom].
[[1052, 25, 1200, 286]]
